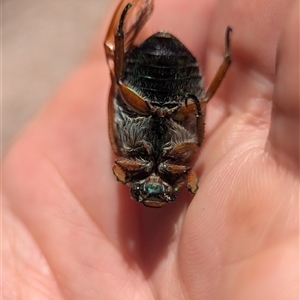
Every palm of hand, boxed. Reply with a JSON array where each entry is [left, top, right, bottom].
[[3, 0, 298, 299]]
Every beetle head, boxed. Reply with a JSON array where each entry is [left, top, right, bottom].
[[129, 174, 179, 208]]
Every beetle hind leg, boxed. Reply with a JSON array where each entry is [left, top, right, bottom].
[[104, 0, 154, 79]]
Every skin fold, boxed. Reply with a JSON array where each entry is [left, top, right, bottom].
[[3, 0, 299, 299]]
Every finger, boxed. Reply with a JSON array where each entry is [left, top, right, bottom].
[[204, 0, 294, 113], [197, 0, 294, 158], [211, 0, 292, 74], [267, 0, 299, 174], [147, 0, 217, 61], [3, 0, 120, 258]]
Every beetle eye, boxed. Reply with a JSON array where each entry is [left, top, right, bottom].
[[144, 183, 163, 195]]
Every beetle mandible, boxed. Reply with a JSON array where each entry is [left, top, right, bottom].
[[104, 0, 232, 207]]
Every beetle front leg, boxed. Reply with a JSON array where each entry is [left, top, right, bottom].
[[203, 26, 232, 103], [186, 169, 198, 193], [158, 162, 198, 194], [161, 142, 200, 193], [113, 157, 153, 183]]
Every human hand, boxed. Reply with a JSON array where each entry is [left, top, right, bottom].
[[3, 0, 299, 299]]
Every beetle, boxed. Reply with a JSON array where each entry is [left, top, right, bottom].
[[104, 0, 232, 207]]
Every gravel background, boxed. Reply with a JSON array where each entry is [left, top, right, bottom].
[[3, 0, 110, 152]]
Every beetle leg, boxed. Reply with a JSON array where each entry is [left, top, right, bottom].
[[119, 81, 149, 115], [186, 169, 199, 193], [116, 158, 153, 173], [104, 0, 154, 78], [172, 33, 232, 145], [158, 162, 198, 194], [113, 163, 127, 183], [158, 162, 190, 188], [159, 162, 191, 174], [196, 112, 205, 147], [104, 0, 128, 71], [114, 3, 131, 80], [203, 26, 232, 103], [106, 2, 154, 154], [113, 157, 153, 183]]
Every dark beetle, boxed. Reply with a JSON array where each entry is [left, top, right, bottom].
[[104, 0, 232, 207]]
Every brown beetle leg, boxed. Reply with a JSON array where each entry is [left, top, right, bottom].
[[119, 82, 149, 115], [104, 0, 154, 77], [113, 163, 127, 183], [196, 113, 205, 147], [114, 3, 131, 80], [104, 0, 129, 68], [187, 169, 199, 193], [159, 28, 231, 151], [158, 162, 198, 194], [107, 2, 154, 152], [159, 162, 191, 174], [116, 158, 153, 172], [113, 157, 153, 183], [204, 27, 232, 103]]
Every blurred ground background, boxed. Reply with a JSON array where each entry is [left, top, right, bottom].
[[3, 0, 110, 152]]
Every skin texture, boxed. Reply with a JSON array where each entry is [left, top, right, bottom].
[[3, 0, 299, 299]]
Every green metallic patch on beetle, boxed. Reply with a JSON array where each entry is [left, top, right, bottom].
[[145, 183, 163, 195]]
